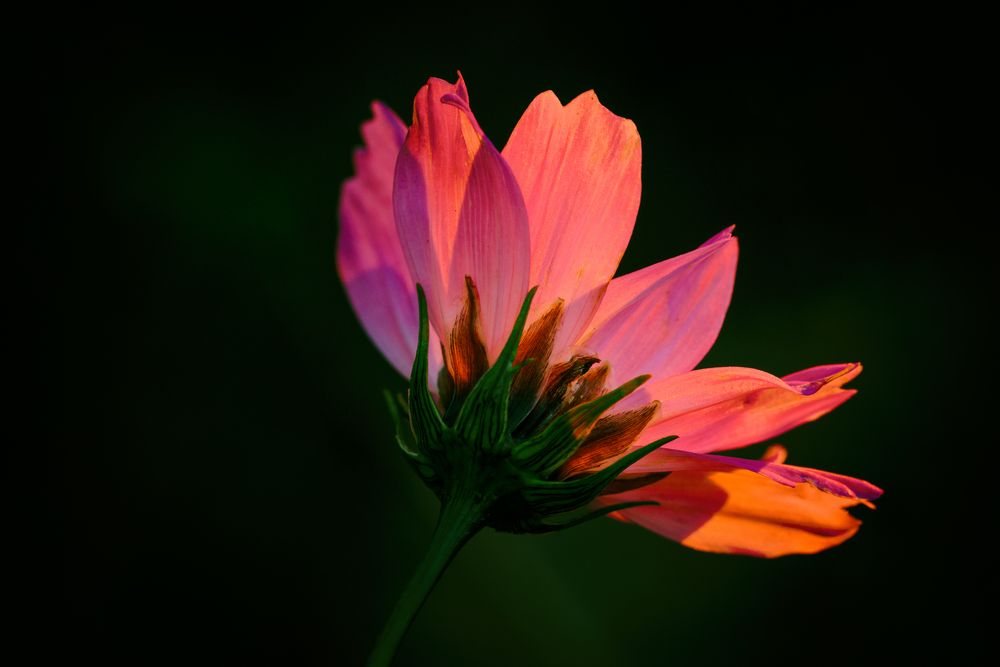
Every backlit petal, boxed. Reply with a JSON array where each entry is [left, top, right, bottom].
[[337, 102, 442, 378], [620, 363, 861, 453], [394, 75, 531, 362], [625, 445, 882, 500], [604, 461, 873, 557], [580, 228, 737, 384], [503, 91, 641, 356]]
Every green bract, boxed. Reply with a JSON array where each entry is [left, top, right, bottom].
[[388, 285, 674, 534]]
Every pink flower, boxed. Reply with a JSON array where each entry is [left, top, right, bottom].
[[338, 74, 880, 558]]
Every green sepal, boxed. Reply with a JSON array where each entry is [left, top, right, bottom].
[[520, 435, 678, 514], [409, 285, 446, 449], [384, 390, 417, 457], [385, 390, 437, 483], [511, 374, 651, 477], [454, 286, 537, 455]]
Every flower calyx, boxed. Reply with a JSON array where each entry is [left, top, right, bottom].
[[387, 282, 674, 534]]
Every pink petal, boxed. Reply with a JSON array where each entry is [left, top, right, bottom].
[[602, 460, 873, 557], [337, 102, 442, 378], [579, 228, 737, 385], [625, 445, 883, 501], [394, 74, 531, 362], [502, 91, 642, 356], [620, 363, 861, 453]]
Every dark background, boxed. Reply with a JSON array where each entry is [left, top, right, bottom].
[[41, 16, 985, 666]]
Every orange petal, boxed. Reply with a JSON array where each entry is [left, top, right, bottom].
[[623, 444, 882, 501], [605, 467, 871, 557]]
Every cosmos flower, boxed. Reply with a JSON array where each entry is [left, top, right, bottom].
[[337, 73, 881, 561]]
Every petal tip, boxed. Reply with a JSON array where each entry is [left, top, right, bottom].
[[762, 444, 788, 464], [700, 225, 738, 247], [564, 88, 638, 129], [787, 363, 862, 395]]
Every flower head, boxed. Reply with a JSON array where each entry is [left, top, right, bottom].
[[338, 74, 880, 558]]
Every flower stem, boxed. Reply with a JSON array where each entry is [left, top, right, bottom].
[[367, 492, 484, 667]]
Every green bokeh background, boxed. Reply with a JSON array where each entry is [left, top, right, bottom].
[[48, 20, 982, 666]]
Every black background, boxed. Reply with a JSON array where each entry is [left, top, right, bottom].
[[39, 14, 985, 666]]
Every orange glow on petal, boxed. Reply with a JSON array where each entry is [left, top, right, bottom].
[[611, 468, 868, 558]]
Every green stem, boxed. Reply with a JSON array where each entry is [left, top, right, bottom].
[[367, 493, 484, 667]]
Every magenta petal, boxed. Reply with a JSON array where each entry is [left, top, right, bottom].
[[579, 228, 738, 385], [621, 363, 861, 453], [502, 91, 642, 355], [337, 102, 442, 378], [394, 75, 531, 362]]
